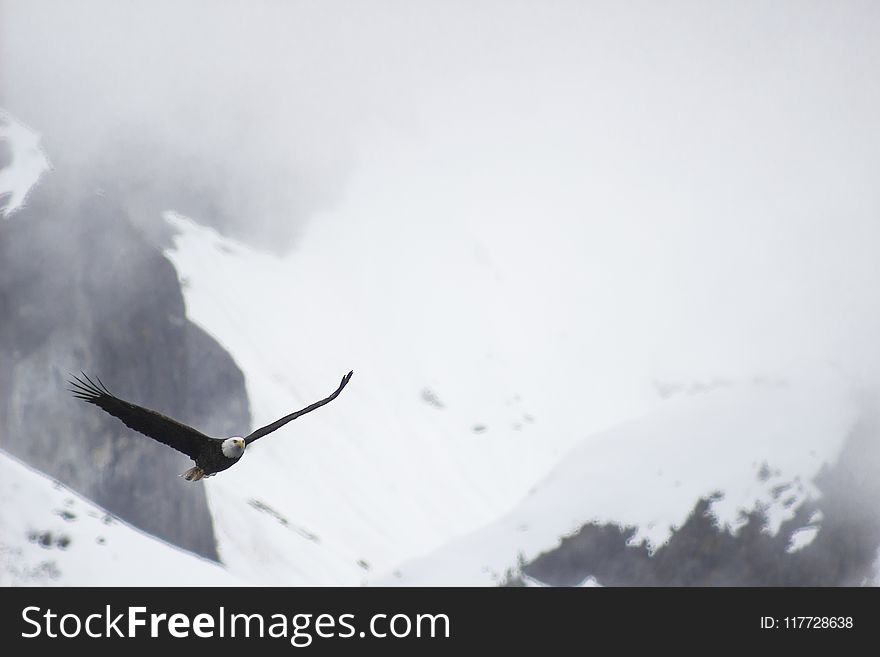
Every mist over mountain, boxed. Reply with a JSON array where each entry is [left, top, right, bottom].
[[516, 397, 880, 587], [3, 2, 880, 586], [0, 169, 249, 558]]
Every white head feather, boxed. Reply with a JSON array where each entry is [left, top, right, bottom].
[[221, 437, 246, 459]]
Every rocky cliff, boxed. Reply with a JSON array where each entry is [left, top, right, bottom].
[[0, 173, 250, 560]]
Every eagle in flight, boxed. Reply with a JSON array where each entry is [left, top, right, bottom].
[[69, 371, 353, 481]]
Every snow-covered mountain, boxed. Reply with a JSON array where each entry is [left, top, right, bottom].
[[381, 378, 857, 585], [5, 28, 880, 588], [162, 208, 867, 586], [0, 448, 240, 586], [164, 210, 594, 585]]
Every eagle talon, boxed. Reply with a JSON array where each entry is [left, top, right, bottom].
[[181, 466, 205, 482]]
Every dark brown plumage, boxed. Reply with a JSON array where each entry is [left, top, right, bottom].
[[69, 371, 353, 480]]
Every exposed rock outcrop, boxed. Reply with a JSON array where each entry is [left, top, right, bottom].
[[0, 173, 250, 560]]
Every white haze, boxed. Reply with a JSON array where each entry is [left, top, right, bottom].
[[3, 1, 880, 379], [3, 2, 880, 582]]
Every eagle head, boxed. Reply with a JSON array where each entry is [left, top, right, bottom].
[[221, 437, 246, 459]]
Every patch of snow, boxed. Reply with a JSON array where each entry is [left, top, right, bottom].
[[0, 448, 242, 586], [578, 576, 602, 587], [0, 110, 51, 219], [787, 526, 820, 554]]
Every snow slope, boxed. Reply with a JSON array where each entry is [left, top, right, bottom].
[[1, 111, 863, 587], [381, 378, 857, 585], [160, 105, 873, 586], [165, 210, 598, 585], [164, 207, 858, 586], [0, 449, 242, 586]]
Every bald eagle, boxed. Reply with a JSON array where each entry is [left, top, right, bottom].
[[69, 371, 353, 481]]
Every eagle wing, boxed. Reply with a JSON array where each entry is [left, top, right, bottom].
[[69, 373, 210, 460], [245, 370, 353, 445]]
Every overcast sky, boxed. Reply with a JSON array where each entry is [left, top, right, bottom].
[[3, 1, 880, 385]]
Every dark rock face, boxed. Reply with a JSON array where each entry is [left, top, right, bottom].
[[515, 403, 880, 587], [0, 173, 250, 560]]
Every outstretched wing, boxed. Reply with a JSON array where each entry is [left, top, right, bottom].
[[245, 370, 353, 445], [69, 373, 209, 460]]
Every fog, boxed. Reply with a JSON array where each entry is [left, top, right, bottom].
[[5, 2, 880, 378], [3, 1, 880, 583], [6, 2, 880, 406]]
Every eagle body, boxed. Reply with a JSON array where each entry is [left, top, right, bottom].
[[181, 437, 246, 481], [69, 371, 353, 481]]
